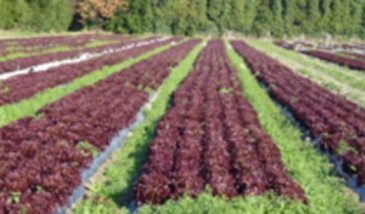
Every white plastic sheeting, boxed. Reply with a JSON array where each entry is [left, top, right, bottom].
[[0, 37, 170, 80], [259, 82, 365, 202], [55, 92, 156, 214]]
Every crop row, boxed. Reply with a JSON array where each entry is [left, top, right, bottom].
[[0, 37, 180, 107], [0, 34, 128, 57], [273, 41, 296, 50], [231, 40, 365, 185], [274, 40, 365, 52], [300, 50, 365, 71], [0, 36, 158, 74], [274, 40, 365, 70], [341, 52, 365, 61], [134, 40, 307, 206], [315, 43, 365, 51], [0, 39, 201, 214]]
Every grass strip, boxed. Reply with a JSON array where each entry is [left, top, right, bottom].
[[0, 41, 177, 128], [249, 40, 365, 92], [296, 68, 365, 105], [0, 33, 150, 61], [84, 41, 118, 48], [0, 40, 122, 61], [131, 42, 363, 214], [72, 40, 362, 214], [0, 47, 73, 61], [71, 41, 204, 214], [224, 41, 361, 214], [0, 30, 81, 38]]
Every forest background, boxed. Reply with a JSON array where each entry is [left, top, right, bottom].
[[1, 0, 365, 38]]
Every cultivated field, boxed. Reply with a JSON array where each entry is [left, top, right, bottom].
[[1, 33, 365, 214]]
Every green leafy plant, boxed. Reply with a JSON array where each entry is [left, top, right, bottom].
[[1, 87, 10, 93], [218, 87, 233, 94], [77, 141, 99, 157]]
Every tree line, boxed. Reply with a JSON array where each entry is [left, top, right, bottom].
[[1, 0, 365, 38], [0, 0, 73, 32]]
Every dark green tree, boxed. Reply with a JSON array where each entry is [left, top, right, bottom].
[[241, 0, 259, 33], [303, 0, 320, 34], [282, 0, 295, 36], [224, 0, 245, 32], [251, 0, 274, 36], [207, 0, 230, 35], [271, 0, 285, 37]]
